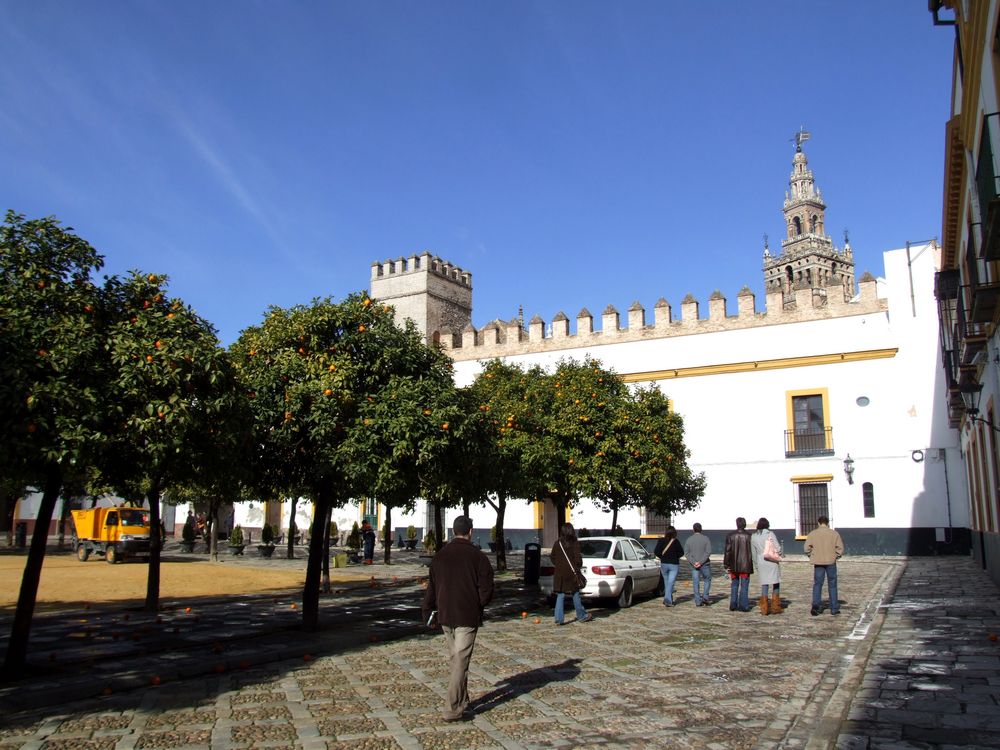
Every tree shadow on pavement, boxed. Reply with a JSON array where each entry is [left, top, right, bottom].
[[470, 658, 582, 715]]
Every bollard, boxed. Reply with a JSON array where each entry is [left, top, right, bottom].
[[524, 542, 541, 586]]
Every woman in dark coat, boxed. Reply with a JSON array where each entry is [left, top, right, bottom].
[[551, 523, 593, 625]]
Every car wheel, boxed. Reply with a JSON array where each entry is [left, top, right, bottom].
[[76, 544, 90, 562], [106, 546, 118, 564], [617, 578, 634, 608]]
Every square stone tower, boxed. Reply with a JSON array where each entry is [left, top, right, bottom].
[[370, 252, 473, 342]]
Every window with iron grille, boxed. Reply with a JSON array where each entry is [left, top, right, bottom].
[[643, 509, 672, 537], [798, 483, 829, 535], [862, 482, 875, 518]]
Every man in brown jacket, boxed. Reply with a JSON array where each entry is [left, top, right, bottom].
[[804, 515, 845, 616], [422, 515, 494, 721]]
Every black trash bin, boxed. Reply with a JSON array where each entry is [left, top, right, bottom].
[[524, 542, 541, 586], [15, 522, 28, 548]]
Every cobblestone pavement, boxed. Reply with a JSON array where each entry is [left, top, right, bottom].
[[1, 555, 998, 749]]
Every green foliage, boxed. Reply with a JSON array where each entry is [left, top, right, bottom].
[[406, 524, 417, 540], [423, 529, 436, 552], [260, 522, 275, 545], [0, 211, 106, 481], [328, 520, 338, 540], [345, 521, 360, 551], [229, 525, 244, 546]]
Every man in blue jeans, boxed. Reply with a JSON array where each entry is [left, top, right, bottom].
[[804, 516, 845, 616], [723, 517, 753, 612], [684, 523, 712, 606]]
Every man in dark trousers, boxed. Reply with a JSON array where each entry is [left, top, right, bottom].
[[422, 515, 494, 722], [723, 516, 754, 612]]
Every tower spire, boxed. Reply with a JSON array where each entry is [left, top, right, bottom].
[[762, 133, 856, 302]]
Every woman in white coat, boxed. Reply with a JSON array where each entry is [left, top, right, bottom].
[[751, 517, 783, 615]]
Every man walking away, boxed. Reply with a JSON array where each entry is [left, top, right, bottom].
[[422, 515, 495, 722], [723, 517, 754, 612], [804, 515, 844, 616], [684, 523, 712, 606]]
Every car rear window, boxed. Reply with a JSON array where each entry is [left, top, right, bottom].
[[579, 540, 611, 558]]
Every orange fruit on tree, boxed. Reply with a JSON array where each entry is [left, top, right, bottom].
[[358, 325, 366, 333], [146, 355, 153, 363], [441, 422, 449, 430], [324, 389, 333, 396], [155, 340, 162, 349], [147, 274, 156, 282], [143, 300, 151, 309]]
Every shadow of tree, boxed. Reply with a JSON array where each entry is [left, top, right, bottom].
[[470, 658, 582, 714]]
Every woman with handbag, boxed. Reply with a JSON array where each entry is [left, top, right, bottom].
[[751, 517, 783, 615], [551, 523, 593, 625], [653, 526, 683, 606]]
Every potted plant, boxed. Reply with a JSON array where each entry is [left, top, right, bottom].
[[345, 521, 361, 562], [405, 525, 419, 550], [328, 520, 338, 547], [422, 529, 436, 553], [179, 520, 196, 553], [258, 523, 276, 558], [489, 526, 498, 553], [228, 525, 245, 555]]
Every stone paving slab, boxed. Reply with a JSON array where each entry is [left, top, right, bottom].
[[2, 556, 999, 749]]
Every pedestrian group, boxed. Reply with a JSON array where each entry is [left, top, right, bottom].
[[422, 514, 845, 723]]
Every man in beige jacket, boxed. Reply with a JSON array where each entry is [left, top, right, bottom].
[[803, 516, 844, 616]]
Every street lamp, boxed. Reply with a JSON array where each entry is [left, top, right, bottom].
[[843, 454, 855, 485]]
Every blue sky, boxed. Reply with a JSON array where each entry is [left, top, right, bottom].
[[2, 1, 953, 345]]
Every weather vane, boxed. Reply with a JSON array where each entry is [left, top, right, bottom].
[[791, 127, 811, 152]]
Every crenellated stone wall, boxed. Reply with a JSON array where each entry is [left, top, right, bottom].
[[433, 276, 885, 361]]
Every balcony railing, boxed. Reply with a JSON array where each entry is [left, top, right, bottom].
[[978, 114, 1000, 260], [785, 428, 834, 458]]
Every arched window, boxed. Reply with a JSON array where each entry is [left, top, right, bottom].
[[809, 215, 817, 233], [862, 482, 875, 518], [793, 216, 802, 235]]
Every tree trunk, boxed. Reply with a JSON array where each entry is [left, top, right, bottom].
[[554, 494, 567, 531], [383, 506, 392, 565], [302, 487, 331, 631], [209, 499, 220, 562], [321, 505, 331, 594], [144, 481, 163, 613], [433, 503, 444, 552], [287, 496, 298, 559], [463, 499, 470, 517], [56, 497, 71, 551], [610, 505, 619, 536], [494, 500, 507, 572], [2, 466, 61, 676]]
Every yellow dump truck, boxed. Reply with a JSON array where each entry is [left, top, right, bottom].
[[70, 506, 152, 563]]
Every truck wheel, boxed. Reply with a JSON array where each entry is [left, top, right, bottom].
[[106, 546, 118, 564], [77, 544, 90, 562]]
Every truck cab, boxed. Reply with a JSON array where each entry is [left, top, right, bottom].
[[71, 506, 152, 563]]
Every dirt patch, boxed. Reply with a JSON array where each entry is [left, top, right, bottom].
[[0, 552, 307, 611]]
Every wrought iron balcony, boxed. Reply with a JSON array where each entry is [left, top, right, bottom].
[[979, 114, 1000, 261], [785, 428, 834, 458]]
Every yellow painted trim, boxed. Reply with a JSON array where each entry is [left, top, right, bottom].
[[533, 500, 543, 530], [622, 348, 898, 383], [785, 388, 831, 452], [790, 474, 834, 484]]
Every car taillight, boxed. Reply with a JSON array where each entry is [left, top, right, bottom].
[[591, 565, 616, 576], [540, 565, 555, 576]]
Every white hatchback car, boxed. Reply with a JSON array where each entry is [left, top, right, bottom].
[[538, 536, 664, 608]]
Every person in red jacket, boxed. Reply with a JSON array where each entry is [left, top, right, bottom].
[[422, 515, 495, 722]]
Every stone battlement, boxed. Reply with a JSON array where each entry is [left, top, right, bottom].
[[433, 276, 884, 361], [371, 252, 472, 288]]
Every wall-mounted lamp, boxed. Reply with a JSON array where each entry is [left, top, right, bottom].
[[843, 454, 855, 485]]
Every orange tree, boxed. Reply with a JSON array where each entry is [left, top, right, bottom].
[[339, 359, 464, 564], [592, 385, 705, 532], [99, 270, 244, 611], [465, 359, 540, 571], [231, 293, 460, 629], [513, 357, 631, 531], [0, 212, 106, 674]]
